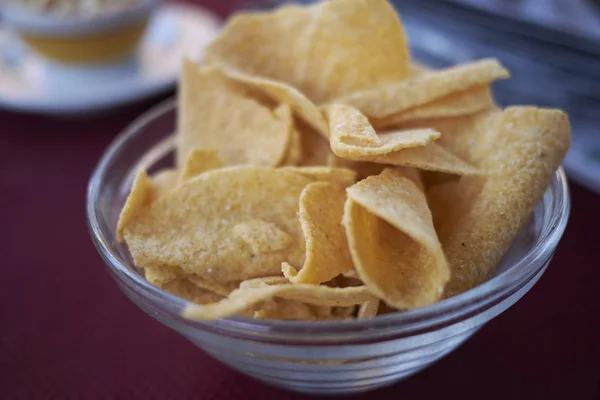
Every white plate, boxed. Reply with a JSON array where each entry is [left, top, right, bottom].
[[0, 3, 221, 116]]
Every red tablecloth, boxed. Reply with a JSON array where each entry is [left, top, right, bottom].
[[2, 2, 599, 399]]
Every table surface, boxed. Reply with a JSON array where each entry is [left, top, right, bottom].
[[2, 1, 599, 399]]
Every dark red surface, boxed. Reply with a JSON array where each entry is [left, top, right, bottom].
[[2, 2, 600, 399]]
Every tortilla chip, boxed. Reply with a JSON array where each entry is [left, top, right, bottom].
[[325, 104, 476, 174], [151, 168, 180, 200], [233, 219, 294, 254], [426, 107, 570, 297], [344, 168, 449, 308], [117, 169, 153, 242], [179, 148, 223, 183], [144, 265, 183, 287], [334, 58, 509, 118], [281, 166, 357, 187], [372, 85, 493, 129], [220, 68, 328, 137], [164, 278, 225, 305], [280, 127, 303, 166], [273, 103, 304, 166], [326, 154, 387, 181], [239, 276, 289, 289], [254, 299, 331, 320], [325, 104, 439, 158], [123, 167, 310, 282], [298, 120, 334, 166], [183, 284, 377, 320], [281, 182, 353, 284], [177, 61, 289, 168], [188, 275, 239, 297], [358, 142, 479, 175], [357, 299, 379, 318], [205, 0, 410, 103]]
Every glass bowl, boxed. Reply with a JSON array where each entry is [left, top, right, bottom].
[[86, 98, 570, 395]]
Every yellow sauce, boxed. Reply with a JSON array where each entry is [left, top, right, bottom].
[[20, 19, 148, 64]]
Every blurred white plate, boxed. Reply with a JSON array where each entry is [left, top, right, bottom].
[[0, 3, 221, 115]]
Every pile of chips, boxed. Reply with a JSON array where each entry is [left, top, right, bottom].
[[117, 0, 571, 321]]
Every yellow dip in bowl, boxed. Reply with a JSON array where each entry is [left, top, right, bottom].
[[2, 0, 161, 65]]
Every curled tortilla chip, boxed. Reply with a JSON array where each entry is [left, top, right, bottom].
[[325, 104, 439, 157], [281, 166, 357, 187], [123, 167, 310, 282], [233, 219, 294, 254], [358, 142, 479, 175], [239, 276, 289, 289], [334, 58, 509, 118], [325, 104, 476, 175], [280, 128, 303, 166], [372, 85, 493, 130], [327, 154, 387, 181], [151, 169, 179, 200], [179, 148, 223, 184], [205, 0, 410, 103], [220, 68, 328, 137], [183, 284, 377, 320], [357, 299, 379, 318], [145, 265, 184, 287], [298, 120, 334, 166], [427, 107, 570, 297], [177, 61, 289, 168], [164, 278, 225, 305], [344, 168, 450, 308], [188, 275, 239, 297], [254, 299, 331, 321], [117, 169, 153, 242], [281, 182, 353, 284], [273, 103, 304, 166]]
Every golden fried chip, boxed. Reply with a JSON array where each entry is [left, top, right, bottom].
[[124, 167, 311, 282], [233, 219, 294, 254], [357, 299, 379, 318], [239, 276, 289, 289], [164, 278, 224, 304], [325, 104, 439, 158], [372, 85, 493, 129], [117, 169, 153, 242], [334, 58, 509, 118], [220, 68, 328, 137], [344, 168, 449, 308], [358, 142, 479, 175], [281, 182, 353, 284], [280, 128, 303, 166], [426, 107, 570, 297], [325, 104, 476, 174], [254, 299, 329, 320], [188, 275, 239, 297], [205, 0, 410, 103], [145, 265, 183, 287], [298, 120, 334, 166], [179, 148, 223, 183], [326, 154, 387, 181], [177, 61, 289, 167], [151, 168, 179, 200], [183, 284, 377, 320], [273, 103, 304, 166], [281, 166, 357, 187]]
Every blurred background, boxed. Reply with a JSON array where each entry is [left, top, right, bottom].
[[2, 1, 599, 399]]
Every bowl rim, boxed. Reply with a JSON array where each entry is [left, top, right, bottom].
[[86, 97, 571, 337]]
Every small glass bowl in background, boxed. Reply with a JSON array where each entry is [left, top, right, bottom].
[[1, 0, 162, 65], [86, 99, 570, 395]]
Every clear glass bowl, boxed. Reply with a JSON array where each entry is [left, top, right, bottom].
[[86, 99, 570, 395]]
